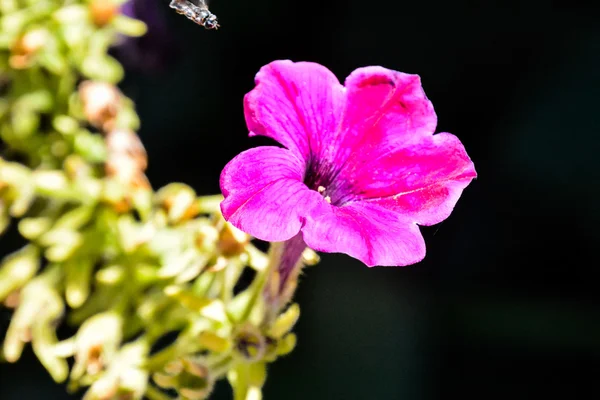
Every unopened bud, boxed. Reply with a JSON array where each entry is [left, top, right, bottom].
[[64, 155, 93, 180], [105, 154, 150, 189], [81, 341, 148, 400], [101, 179, 132, 213], [275, 333, 297, 357], [71, 312, 122, 379], [301, 248, 320, 266], [267, 303, 300, 339], [105, 129, 147, 170], [3, 290, 20, 308], [218, 223, 250, 257], [79, 81, 121, 131], [3, 273, 66, 383], [89, 0, 119, 27], [9, 29, 48, 69], [195, 224, 219, 251], [83, 375, 119, 400], [102, 130, 146, 191], [153, 358, 214, 400], [0, 246, 40, 303], [156, 183, 200, 224]]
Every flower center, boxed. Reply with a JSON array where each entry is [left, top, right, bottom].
[[303, 157, 349, 206], [317, 186, 332, 204]]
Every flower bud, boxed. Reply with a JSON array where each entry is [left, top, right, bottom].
[[18, 217, 53, 240], [89, 0, 119, 27], [0, 246, 40, 302], [195, 195, 223, 214], [195, 224, 219, 252], [83, 375, 142, 400], [4, 272, 67, 382], [267, 303, 300, 339], [38, 228, 83, 262], [32, 170, 69, 195], [65, 258, 94, 308], [82, 342, 148, 400], [105, 154, 150, 189], [218, 223, 250, 257], [105, 129, 147, 170], [153, 358, 214, 400], [64, 155, 94, 180], [3, 290, 20, 308], [275, 333, 297, 357], [79, 81, 121, 131], [163, 286, 227, 323], [71, 312, 122, 380], [101, 178, 132, 213], [302, 248, 320, 266], [82, 376, 119, 400], [156, 183, 199, 224], [9, 29, 48, 69]]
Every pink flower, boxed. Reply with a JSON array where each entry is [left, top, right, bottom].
[[220, 60, 476, 267]]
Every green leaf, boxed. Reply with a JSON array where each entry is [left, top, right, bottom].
[[0, 245, 40, 302], [18, 217, 53, 240], [11, 107, 39, 138], [65, 257, 94, 309], [17, 89, 53, 112], [80, 55, 124, 83], [52, 115, 80, 135], [267, 303, 300, 339], [112, 15, 147, 37], [38, 49, 68, 74], [74, 131, 107, 162]]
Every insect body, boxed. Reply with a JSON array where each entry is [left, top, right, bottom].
[[169, 0, 219, 29]]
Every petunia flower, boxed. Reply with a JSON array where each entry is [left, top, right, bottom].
[[220, 60, 476, 277]]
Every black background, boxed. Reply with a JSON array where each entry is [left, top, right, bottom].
[[1, 0, 600, 398]]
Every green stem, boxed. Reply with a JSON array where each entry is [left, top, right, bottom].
[[235, 240, 284, 324], [144, 343, 180, 372], [207, 354, 233, 378], [145, 385, 173, 400]]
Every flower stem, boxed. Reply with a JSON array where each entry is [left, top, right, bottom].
[[264, 233, 307, 322], [145, 385, 173, 400]]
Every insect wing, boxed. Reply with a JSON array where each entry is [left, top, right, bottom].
[[188, 0, 210, 9], [169, 0, 219, 29]]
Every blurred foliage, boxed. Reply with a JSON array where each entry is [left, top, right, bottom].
[[0, 1, 309, 399]]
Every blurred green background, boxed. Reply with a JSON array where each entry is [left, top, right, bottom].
[[1, 0, 600, 398]]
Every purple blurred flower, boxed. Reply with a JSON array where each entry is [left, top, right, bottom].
[[113, 0, 179, 73]]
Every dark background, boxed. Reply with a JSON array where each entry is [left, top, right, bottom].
[[2, 0, 600, 398]]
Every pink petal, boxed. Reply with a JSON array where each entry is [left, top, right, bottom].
[[244, 60, 346, 160], [322, 66, 438, 165], [346, 132, 476, 226], [220, 146, 328, 242], [301, 201, 426, 267]]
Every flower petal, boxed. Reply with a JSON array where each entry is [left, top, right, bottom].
[[220, 146, 328, 242], [321, 66, 438, 165], [244, 60, 345, 160], [301, 202, 426, 267], [347, 132, 476, 225]]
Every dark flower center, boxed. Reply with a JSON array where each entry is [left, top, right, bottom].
[[303, 157, 352, 206]]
